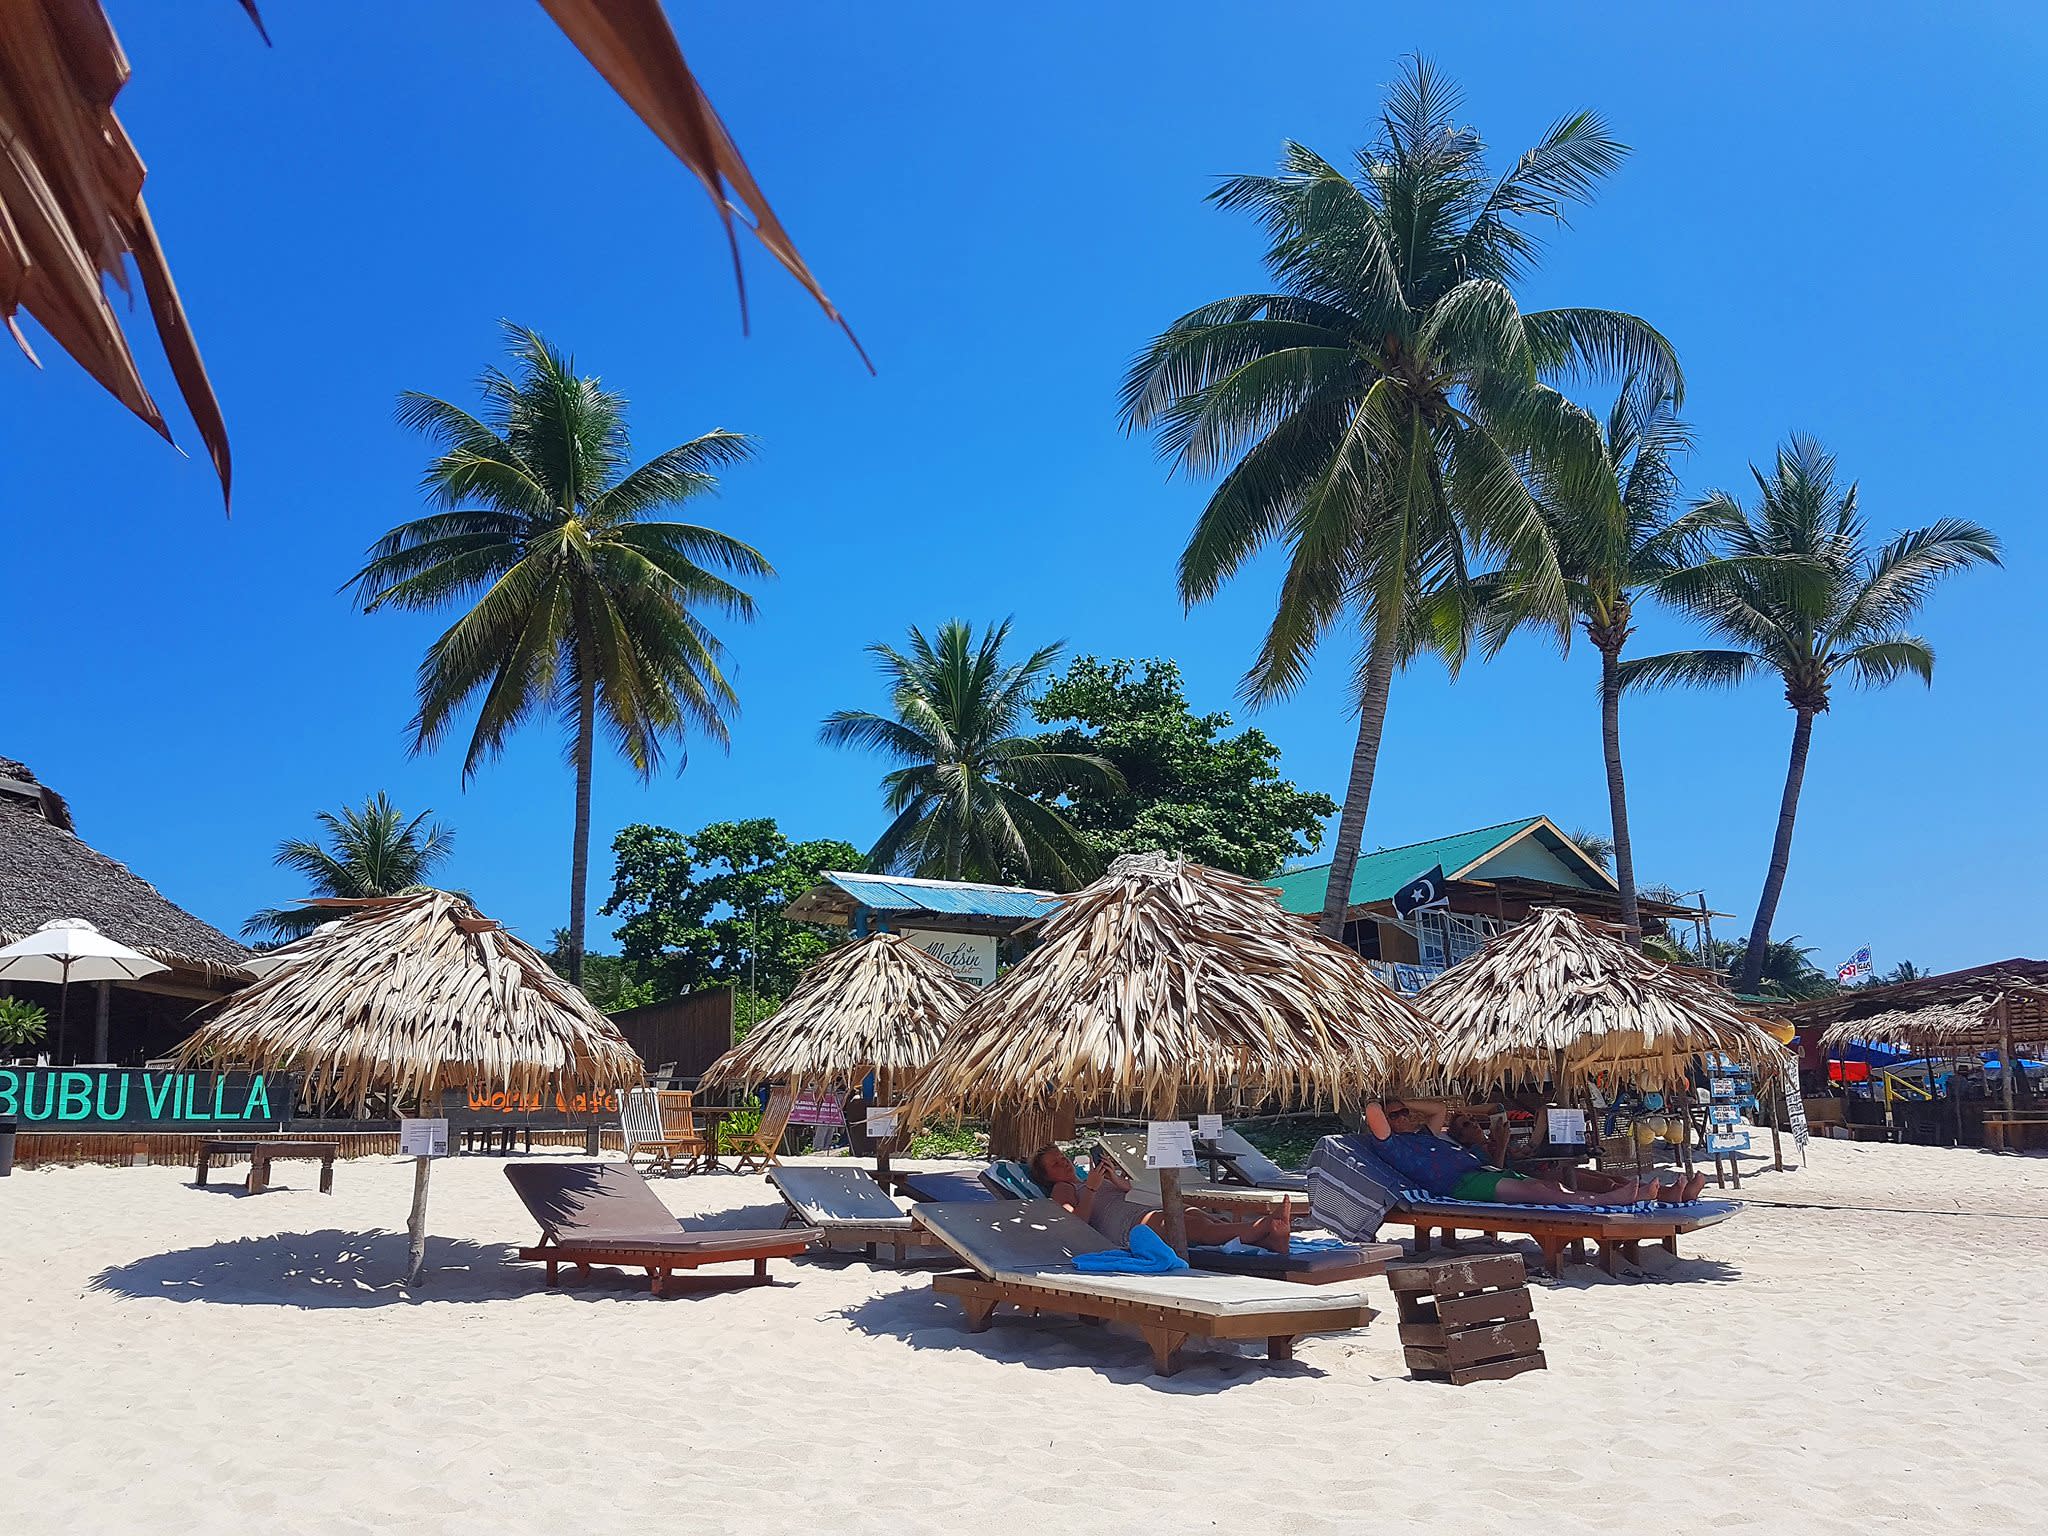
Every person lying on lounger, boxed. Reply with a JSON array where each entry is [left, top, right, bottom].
[[1365, 1101, 1704, 1206], [1446, 1106, 1687, 1202], [1028, 1145, 1293, 1253]]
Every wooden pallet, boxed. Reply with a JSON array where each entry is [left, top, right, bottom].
[[1388, 1252, 1547, 1385]]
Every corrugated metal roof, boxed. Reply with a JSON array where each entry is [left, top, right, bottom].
[[818, 871, 1061, 921], [1266, 818, 1549, 915]]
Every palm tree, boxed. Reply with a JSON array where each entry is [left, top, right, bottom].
[[821, 620, 1119, 887], [1120, 56, 1679, 939], [1621, 435, 1999, 993], [349, 324, 770, 984], [243, 793, 455, 943], [1535, 381, 1729, 944], [1879, 959, 1926, 986]]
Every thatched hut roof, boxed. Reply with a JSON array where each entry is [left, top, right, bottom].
[[906, 853, 1422, 1123], [177, 891, 641, 1109], [700, 933, 974, 1094], [0, 756, 248, 980], [1817, 991, 2048, 1056], [1413, 907, 1787, 1092]]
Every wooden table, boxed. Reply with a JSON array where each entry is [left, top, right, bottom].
[[196, 1139, 338, 1195], [1984, 1117, 2048, 1153], [679, 1105, 748, 1171]]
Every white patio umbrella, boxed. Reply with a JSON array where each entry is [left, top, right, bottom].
[[0, 919, 169, 1061]]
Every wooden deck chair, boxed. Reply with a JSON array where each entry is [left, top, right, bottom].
[[912, 1200, 1379, 1375], [504, 1162, 814, 1294], [1202, 1127, 1309, 1194], [1096, 1133, 1302, 1219], [619, 1087, 705, 1175], [726, 1084, 796, 1174]]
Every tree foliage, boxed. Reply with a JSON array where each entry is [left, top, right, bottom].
[[349, 323, 768, 982], [1023, 657, 1334, 879], [600, 818, 864, 1008], [821, 619, 1117, 887], [243, 792, 455, 943]]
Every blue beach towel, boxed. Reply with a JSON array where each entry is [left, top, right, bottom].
[[1211, 1235, 1353, 1256], [1071, 1223, 1191, 1274]]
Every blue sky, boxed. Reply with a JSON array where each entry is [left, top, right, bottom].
[[6, 2, 2042, 974]]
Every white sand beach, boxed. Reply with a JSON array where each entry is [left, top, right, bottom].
[[5, 1139, 2046, 1536]]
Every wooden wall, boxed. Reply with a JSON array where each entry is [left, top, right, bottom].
[[608, 988, 735, 1084]]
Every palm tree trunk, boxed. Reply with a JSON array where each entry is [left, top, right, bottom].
[[1738, 708, 1815, 993], [1318, 621, 1400, 941], [1599, 643, 1642, 947], [567, 668, 597, 988]]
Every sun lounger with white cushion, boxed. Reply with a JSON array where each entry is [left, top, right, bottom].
[[911, 1199, 1378, 1375], [767, 1165, 943, 1262]]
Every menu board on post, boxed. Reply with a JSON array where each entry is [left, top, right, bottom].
[[1146, 1120, 1197, 1170], [1195, 1113, 1223, 1142], [399, 1118, 449, 1158], [1780, 1053, 1810, 1149], [1546, 1108, 1588, 1145], [865, 1107, 899, 1139]]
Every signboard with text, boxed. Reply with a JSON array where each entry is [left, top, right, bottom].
[[899, 928, 999, 987], [440, 1086, 619, 1129], [0, 1068, 296, 1131]]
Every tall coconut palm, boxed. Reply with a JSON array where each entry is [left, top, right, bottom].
[[350, 324, 770, 985], [242, 793, 455, 944], [1120, 56, 1680, 939], [1532, 381, 1723, 945], [1621, 435, 1999, 993], [821, 620, 1119, 887]]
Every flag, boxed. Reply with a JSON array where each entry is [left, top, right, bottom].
[[1836, 945, 1873, 983], [1393, 864, 1449, 920]]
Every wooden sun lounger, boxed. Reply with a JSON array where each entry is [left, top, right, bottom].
[[1200, 1128, 1310, 1194], [912, 1200, 1378, 1376], [503, 1162, 816, 1295], [1387, 1199, 1739, 1277], [1095, 1133, 1304, 1219], [767, 1165, 944, 1263]]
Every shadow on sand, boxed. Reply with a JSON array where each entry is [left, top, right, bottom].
[[87, 1228, 791, 1308], [835, 1283, 1336, 1392]]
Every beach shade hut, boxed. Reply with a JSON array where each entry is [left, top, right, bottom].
[[1816, 979, 2048, 1127], [701, 933, 976, 1177], [1412, 907, 1788, 1098], [903, 852, 1427, 1252], [176, 890, 641, 1283]]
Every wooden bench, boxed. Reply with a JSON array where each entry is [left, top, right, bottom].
[[1826, 1123, 1899, 1142], [1387, 1199, 1737, 1277], [1389, 1252, 1546, 1385], [196, 1139, 339, 1195], [1983, 1117, 2048, 1153]]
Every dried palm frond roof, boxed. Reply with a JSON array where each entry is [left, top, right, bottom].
[[1414, 907, 1787, 1092], [700, 933, 975, 1094], [1818, 992, 2048, 1055], [177, 890, 641, 1108], [0, 756, 247, 978], [906, 853, 1424, 1124], [5, 0, 862, 508]]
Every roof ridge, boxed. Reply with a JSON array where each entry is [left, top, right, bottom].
[[1278, 816, 1545, 876]]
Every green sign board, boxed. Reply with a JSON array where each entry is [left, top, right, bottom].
[[0, 1069, 295, 1131]]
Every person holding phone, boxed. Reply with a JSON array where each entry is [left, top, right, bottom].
[[1027, 1144, 1293, 1253]]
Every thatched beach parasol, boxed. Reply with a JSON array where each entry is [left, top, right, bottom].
[[904, 852, 1425, 1251], [701, 933, 973, 1095], [1413, 907, 1788, 1095], [178, 890, 641, 1282]]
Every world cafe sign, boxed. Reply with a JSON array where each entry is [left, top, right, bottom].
[[0, 1067, 295, 1131]]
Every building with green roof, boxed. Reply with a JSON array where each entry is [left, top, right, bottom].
[[1267, 815, 1708, 986]]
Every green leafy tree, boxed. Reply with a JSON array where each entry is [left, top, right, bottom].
[[242, 792, 455, 943], [1662, 935, 1838, 1000], [1120, 56, 1679, 939], [601, 818, 864, 1011], [349, 323, 769, 985], [544, 931, 660, 1014], [1621, 435, 1998, 993], [1024, 657, 1335, 879], [1878, 959, 1925, 986], [821, 619, 1118, 887], [1564, 826, 1616, 874]]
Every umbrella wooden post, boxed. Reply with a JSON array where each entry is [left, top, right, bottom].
[[1156, 1163, 1190, 1258], [403, 1154, 433, 1285], [1998, 995, 2016, 1121]]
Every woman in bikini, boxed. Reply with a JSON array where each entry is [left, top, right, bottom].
[[1028, 1144, 1294, 1253]]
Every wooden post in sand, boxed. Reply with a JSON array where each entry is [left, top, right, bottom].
[[403, 1153, 433, 1285], [1998, 994, 2016, 1122]]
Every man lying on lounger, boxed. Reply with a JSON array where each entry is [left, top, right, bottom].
[[1365, 1101, 1704, 1206], [1028, 1145, 1294, 1253]]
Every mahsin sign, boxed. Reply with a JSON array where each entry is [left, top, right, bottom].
[[0, 1069, 295, 1131]]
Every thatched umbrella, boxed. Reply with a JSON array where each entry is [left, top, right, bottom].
[[1413, 907, 1789, 1096], [701, 933, 976, 1177], [904, 853, 1424, 1252], [178, 890, 641, 1282]]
